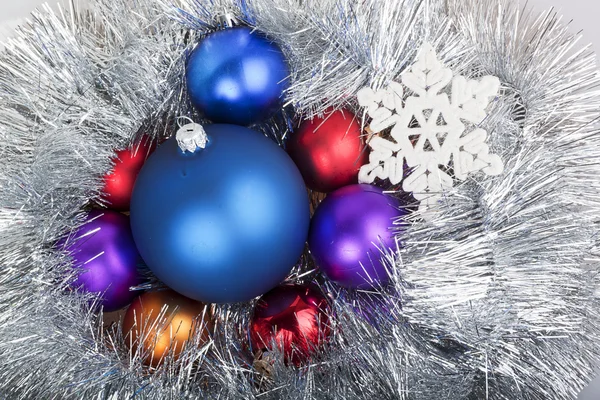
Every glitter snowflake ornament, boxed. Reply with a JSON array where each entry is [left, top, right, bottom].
[[358, 43, 504, 213]]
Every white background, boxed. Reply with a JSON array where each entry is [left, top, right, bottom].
[[0, 0, 599, 398]]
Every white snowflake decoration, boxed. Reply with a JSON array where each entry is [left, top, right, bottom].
[[357, 43, 504, 213]]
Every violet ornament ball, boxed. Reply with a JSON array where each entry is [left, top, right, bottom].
[[308, 184, 404, 289], [61, 210, 141, 312]]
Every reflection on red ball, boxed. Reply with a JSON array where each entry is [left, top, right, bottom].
[[250, 284, 330, 365], [102, 138, 155, 211], [287, 108, 368, 193]]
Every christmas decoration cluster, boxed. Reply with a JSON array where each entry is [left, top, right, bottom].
[[0, 0, 600, 399]]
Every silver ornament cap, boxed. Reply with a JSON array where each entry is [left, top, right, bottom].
[[176, 122, 208, 153]]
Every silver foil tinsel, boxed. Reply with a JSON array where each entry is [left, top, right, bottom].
[[0, 0, 599, 399]]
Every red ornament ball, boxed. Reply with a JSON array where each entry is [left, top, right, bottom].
[[102, 138, 155, 211], [250, 284, 330, 365], [287, 108, 368, 193]]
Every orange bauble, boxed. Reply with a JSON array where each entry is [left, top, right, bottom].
[[122, 290, 212, 367]]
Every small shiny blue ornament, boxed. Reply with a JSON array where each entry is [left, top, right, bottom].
[[186, 26, 290, 126], [130, 124, 310, 304]]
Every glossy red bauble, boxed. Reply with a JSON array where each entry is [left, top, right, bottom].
[[287, 108, 368, 193], [102, 138, 155, 211], [250, 284, 330, 365]]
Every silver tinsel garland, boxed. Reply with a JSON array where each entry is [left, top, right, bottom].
[[0, 0, 599, 399]]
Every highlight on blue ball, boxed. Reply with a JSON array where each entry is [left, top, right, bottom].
[[186, 26, 290, 126], [130, 124, 310, 304]]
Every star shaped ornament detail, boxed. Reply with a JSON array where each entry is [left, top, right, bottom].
[[357, 43, 504, 213]]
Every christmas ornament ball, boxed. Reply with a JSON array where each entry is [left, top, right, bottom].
[[122, 290, 212, 367], [186, 26, 290, 126], [101, 138, 155, 211], [309, 184, 403, 289], [250, 284, 330, 365], [287, 108, 368, 193], [61, 210, 141, 312], [130, 124, 310, 304]]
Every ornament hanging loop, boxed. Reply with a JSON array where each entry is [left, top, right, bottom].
[[176, 117, 207, 153], [215, 9, 238, 28], [224, 13, 238, 28]]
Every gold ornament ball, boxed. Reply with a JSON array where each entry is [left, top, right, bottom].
[[122, 289, 212, 367]]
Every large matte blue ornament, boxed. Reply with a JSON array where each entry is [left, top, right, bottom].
[[130, 124, 310, 304], [186, 26, 290, 126]]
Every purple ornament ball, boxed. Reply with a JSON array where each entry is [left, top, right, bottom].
[[61, 210, 141, 312], [308, 184, 404, 289]]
